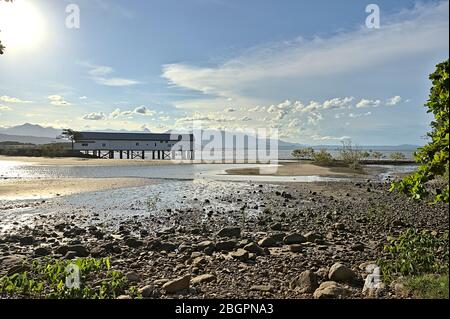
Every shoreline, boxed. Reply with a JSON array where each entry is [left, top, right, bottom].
[[0, 177, 157, 200]]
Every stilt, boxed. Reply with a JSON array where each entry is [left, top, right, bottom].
[[120, 151, 123, 159], [127, 150, 130, 159], [152, 151, 155, 160], [157, 151, 161, 159], [142, 151, 145, 159]]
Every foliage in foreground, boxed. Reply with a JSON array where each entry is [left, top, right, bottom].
[[0, 257, 137, 299], [403, 274, 449, 299], [391, 59, 449, 203], [379, 228, 449, 283]]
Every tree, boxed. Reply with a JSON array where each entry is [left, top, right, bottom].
[[391, 60, 449, 203], [59, 129, 80, 150], [0, 0, 14, 55]]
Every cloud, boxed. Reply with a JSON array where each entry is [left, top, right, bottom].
[[356, 99, 381, 108], [322, 97, 354, 109], [82, 112, 106, 120], [309, 134, 351, 141], [133, 106, 156, 116], [83, 62, 141, 87], [79, 96, 88, 100], [0, 95, 33, 103], [386, 95, 402, 106], [0, 105, 12, 110], [225, 107, 236, 112], [48, 95, 71, 106], [240, 116, 251, 121], [162, 2, 448, 108]]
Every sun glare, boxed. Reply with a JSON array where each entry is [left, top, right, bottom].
[[0, 0, 46, 52]]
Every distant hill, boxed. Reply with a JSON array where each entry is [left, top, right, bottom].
[[0, 123, 62, 138], [0, 133, 60, 145]]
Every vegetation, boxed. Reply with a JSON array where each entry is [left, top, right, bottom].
[[312, 149, 334, 165], [0, 143, 90, 158], [60, 129, 82, 150], [338, 140, 364, 170], [389, 152, 406, 161], [291, 147, 315, 160], [378, 228, 449, 283], [402, 274, 449, 299], [0, 257, 138, 299], [391, 60, 449, 203]]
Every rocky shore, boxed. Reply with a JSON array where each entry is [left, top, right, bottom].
[[0, 179, 448, 299]]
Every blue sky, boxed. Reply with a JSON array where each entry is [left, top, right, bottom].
[[0, 0, 448, 145]]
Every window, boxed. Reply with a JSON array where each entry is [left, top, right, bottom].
[[81, 143, 88, 147], [136, 142, 140, 146], [102, 143, 106, 147]]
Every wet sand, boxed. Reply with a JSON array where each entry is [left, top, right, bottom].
[[226, 162, 385, 178], [0, 177, 156, 200]]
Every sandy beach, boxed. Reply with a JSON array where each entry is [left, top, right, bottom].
[[0, 177, 156, 200]]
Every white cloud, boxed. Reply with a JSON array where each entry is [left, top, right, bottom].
[[79, 96, 88, 100], [386, 95, 402, 106], [82, 112, 106, 120], [322, 97, 354, 109], [133, 106, 156, 116], [356, 99, 381, 108], [309, 134, 351, 141], [83, 62, 141, 87], [0, 95, 32, 103], [162, 2, 448, 107], [48, 95, 71, 106], [0, 105, 12, 110], [225, 107, 236, 112]]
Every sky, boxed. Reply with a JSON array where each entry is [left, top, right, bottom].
[[0, 0, 448, 145]]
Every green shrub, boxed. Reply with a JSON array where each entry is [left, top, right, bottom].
[[379, 229, 449, 282], [312, 149, 334, 165], [291, 147, 315, 160], [339, 140, 363, 170], [0, 257, 137, 299], [390, 152, 406, 161]]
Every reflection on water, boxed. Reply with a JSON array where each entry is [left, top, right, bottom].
[[0, 160, 417, 182]]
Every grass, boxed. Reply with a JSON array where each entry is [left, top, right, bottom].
[[403, 274, 449, 299], [0, 257, 139, 299]]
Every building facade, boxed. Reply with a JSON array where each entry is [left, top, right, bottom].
[[73, 131, 194, 160]]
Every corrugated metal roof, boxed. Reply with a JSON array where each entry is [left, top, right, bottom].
[[75, 132, 193, 141]]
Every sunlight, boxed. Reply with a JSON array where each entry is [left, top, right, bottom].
[[0, 0, 46, 52]]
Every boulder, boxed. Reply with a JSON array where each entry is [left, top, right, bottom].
[[191, 274, 217, 284], [290, 270, 319, 293], [313, 281, 351, 299], [67, 245, 89, 257], [215, 240, 237, 251], [34, 247, 51, 257], [243, 242, 264, 255], [328, 263, 357, 283], [217, 227, 241, 238], [162, 275, 191, 293], [284, 233, 306, 245], [126, 271, 141, 283], [231, 249, 249, 262]]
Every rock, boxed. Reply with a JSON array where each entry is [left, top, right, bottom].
[[283, 233, 306, 245], [162, 275, 191, 293], [328, 263, 357, 283], [126, 271, 140, 283], [125, 238, 143, 248], [191, 274, 217, 284], [217, 227, 241, 238], [270, 222, 282, 231], [289, 244, 304, 253], [138, 285, 160, 298], [250, 285, 273, 292], [64, 251, 78, 259], [231, 249, 249, 261], [333, 223, 345, 231], [303, 231, 322, 242], [19, 236, 34, 246], [34, 247, 51, 257], [290, 270, 319, 293], [215, 240, 237, 251], [350, 243, 365, 251], [55, 245, 69, 256], [258, 234, 284, 248], [0, 255, 26, 275], [313, 281, 351, 299], [243, 242, 264, 255], [159, 242, 177, 252], [116, 295, 132, 299], [196, 240, 214, 251], [67, 245, 89, 257]]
